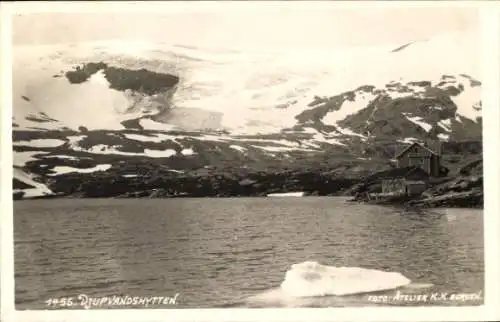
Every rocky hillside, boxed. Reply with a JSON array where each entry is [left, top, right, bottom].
[[409, 158, 483, 208], [11, 34, 483, 201], [345, 157, 483, 209]]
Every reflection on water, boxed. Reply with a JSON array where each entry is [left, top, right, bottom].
[[14, 197, 483, 309]]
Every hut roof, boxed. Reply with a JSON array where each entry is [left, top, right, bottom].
[[405, 180, 427, 184], [394, 142, 439, 159]]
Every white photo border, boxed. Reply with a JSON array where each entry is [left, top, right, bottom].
[[1, 1, 499, 322]]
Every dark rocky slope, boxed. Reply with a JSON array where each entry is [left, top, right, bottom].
[[64, 61, 180, 95], [13, 62, 483, 206]]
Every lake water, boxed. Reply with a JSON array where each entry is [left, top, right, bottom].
[[14, 197, 484, 309]]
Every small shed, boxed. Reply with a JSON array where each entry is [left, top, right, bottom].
[[380, 167, 430, 196], [404, 180, 428, 195], [394, 142, 441, 177]]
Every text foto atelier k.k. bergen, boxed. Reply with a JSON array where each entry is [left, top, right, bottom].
[[45, 294, 180, 309], [368, 290, 483, 303]]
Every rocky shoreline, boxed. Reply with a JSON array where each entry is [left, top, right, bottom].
[[13, 168, 483, 209], [407, 175, 483, 208], [14, 168, 360, 200], [348, 173, 483, 209]]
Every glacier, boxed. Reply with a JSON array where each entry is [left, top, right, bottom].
[[12, 30, 480, 135]]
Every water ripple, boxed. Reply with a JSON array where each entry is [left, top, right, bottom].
[[14, 198, 484, 309]]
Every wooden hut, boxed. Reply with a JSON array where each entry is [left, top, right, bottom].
[[394, 142, 441, 177]]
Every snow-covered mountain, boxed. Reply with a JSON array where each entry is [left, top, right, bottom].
[[12, 31, 483, 199]]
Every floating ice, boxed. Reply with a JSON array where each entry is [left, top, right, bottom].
[[280, 261, 411, 297]]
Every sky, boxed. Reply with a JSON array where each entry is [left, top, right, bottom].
[[12, 4, 478, 51]]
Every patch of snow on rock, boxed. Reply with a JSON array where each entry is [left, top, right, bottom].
[[43, 155, 81, 160], [14, 151, 49, 167], [403, 113, 432, 132], [229, 145, 247, 153], [181, 148, 195, 156], [13, 139, 66, 148], [322, 92, 377, 126], [437, 133, 450, 141], [123, 133, 174, 143], [312, 132, 346, 146], [438, 119, 452, 132], [144, 149, 177, 158], [140, 119, 179, 131], [336, 127, 366, 138], [67, 135, 88, 149], [398, 137, 420, 144], [49, 164, 112, 176], [450, 84, 481, 122], [251, 145, 316, 152], [70, 142, 178, 158], [13, 168, 53, 197]]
